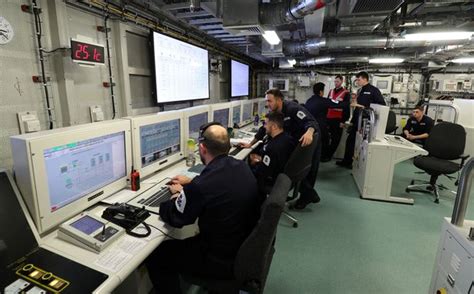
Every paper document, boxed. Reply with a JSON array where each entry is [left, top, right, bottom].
[[230, 138, 252, 146], [94, 248, 133, 273], [116, 235, 147, 255]]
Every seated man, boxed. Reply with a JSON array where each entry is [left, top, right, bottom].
[[249, 111, 295, 196], [146, 123, 260, 294], [403, 105, 434, 145]]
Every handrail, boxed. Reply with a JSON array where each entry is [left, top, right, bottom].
[[451, 158, 474, 226], [425, 102, 459, 124]]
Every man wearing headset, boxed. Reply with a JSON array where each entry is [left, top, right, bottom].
[[146, 123, 260, 294]]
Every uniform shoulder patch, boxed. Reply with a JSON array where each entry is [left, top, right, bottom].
[[175, 191, 187, 213], [263, 155, 271, 166], [296, 110, 306, 119]]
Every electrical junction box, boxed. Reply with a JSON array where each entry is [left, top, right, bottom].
[[89, 105, 105, 122], [17, 111, 41, 134]]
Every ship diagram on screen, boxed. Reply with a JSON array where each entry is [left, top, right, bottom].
[[43, 132, 126, 212], [232, 106, 241, 125], [188, 112, 208, 141], [213, 109, 229, 127], [242, 103, 253, 122], [140, 119, 181, 167]]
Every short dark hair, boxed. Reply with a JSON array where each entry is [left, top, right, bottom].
[[356, 71, 369, 81], [201, 125, 230, 156], [335, 74, 343, 80], [414, 105, 424, 112], [266, 111, 284, 129], [266, 88, 284, 100], [313, 82, 325, 95]]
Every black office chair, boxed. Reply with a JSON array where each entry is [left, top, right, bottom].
[[385, 110, 398, 134], [182, 174, 292, 294], [283, 134, 318, 228], [406, 122, 469, 203]]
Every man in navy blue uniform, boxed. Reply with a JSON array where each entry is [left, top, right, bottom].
[[243, 88, 320, 209], [336, 71, 386, 168], [403, 105, 434, 145], [146, 123, 260, 294], [305, 82, 330, 162], [250, 111, 295, 196]]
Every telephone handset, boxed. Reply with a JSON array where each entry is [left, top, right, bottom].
[[102, 203, 151, 238]]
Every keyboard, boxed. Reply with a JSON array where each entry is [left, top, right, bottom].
[[229, 146, 243, 156], [136, 186, 172, 207]]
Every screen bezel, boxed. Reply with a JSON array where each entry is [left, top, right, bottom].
[[129, 110, 185, 178], [151, 31, 211, 104], [230, 59, 250, 98], [28, 120, 132, 234]]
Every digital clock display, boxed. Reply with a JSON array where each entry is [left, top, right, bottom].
[[70, 39, 105, 64]]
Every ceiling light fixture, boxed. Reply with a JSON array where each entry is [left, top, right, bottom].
[[262, 30, 281, 45], [451, 57, 474, 64], [369, 58, 404, 64], [404, 31, 473, 41]]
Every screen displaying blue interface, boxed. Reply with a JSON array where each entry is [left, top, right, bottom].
[[188, 112, 208, 141], [140, 119, 181, 168], [70, 215, 104, 235], [43, 132, 126, 212], [232, 106, 241, 125], [242, 103, 253, 122], [213, 109, 229, 127]]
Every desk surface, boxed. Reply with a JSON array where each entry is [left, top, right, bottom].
[[39, 123, 260, 293]]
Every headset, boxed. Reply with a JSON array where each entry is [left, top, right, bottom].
[[198, 122, 223, 143]]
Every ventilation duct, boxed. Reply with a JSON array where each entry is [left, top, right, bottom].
[[298, 56, 370, 66], [284, 35, 472, 56], [260, 0, 326, 26]]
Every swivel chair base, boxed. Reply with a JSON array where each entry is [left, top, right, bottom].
[[282, 210, 298, 228], [406, 179, 450, 203]]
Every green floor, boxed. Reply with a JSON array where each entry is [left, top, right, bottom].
[[264, 160, 474, 294]]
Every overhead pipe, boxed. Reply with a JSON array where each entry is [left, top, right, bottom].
[[284, 35, 472, 56], [260, 0, 326, 26], [297, 56, 370, 66]]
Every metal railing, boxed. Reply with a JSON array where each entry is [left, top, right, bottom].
[[425, 102, 459, 124], [451, 158, 474, 226]]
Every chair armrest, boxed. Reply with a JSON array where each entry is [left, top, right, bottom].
[[460, 154, 470, 168]]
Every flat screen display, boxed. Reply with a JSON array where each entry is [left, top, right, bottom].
[[43, 132, 126, 212], [140, 119, 181, 168], [188, 112, 208, 141], [213, 109, 229, 127], [153, 32, 209, 103], [231, 60, 249, 97], [70, 215, 104, 235]]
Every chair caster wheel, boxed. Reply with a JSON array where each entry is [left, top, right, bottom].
[[426, 186, 433, 191], [293, 223, 298, 228], [405, 188, 410, 193], [434, 199, 439, 204], [410, 180, 415, 185], [455, 180, 459, 186]]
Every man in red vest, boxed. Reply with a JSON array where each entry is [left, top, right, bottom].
[[323, 75, 350, 161]]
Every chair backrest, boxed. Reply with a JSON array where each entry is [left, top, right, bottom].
[[385, 110, 397, 134], [283, 133, 318, 182], [425, 122, 466, 160], [234, 174, 292, 293]]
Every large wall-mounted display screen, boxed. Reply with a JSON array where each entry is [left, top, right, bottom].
[[231, 59, 249, 97], [153, 32, 209, 103]]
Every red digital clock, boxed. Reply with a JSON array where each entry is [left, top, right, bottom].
[[70, 39, 105, 64]]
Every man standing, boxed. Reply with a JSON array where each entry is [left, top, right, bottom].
[[250, 111, 295, 196], [325, 75, 350, 161], [242, 89, 320, 209], [146, 123, 260, 294], [336, 71, 386, 168], [403, 105, 434, 145], [305, 82, 330, 162]]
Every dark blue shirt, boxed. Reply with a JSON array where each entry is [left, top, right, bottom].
[[357, 83, 386, 108], [159, 155, 259, 258], [305, 94, 330, 128]]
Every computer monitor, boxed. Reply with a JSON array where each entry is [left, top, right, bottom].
[[210, 103, 231, 128], [257, 98, 267, 116], [183, 105, 210, 144], [11, 120, 132, 234], [128, 111, 185, 178], [230, 100, 242, 127], [241, 100, 254, 124]]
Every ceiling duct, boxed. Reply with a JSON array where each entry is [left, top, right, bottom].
[[298, 56, 370, 66], [223, 0, 326, 36], [284, 35, 472, 56]]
